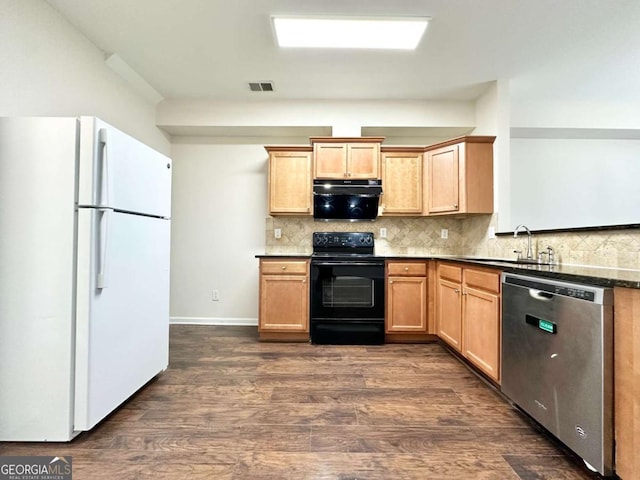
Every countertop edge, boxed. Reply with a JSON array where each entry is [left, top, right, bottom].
[[255, 254, 640, 289]]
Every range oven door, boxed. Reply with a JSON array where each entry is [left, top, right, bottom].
[[310, 259, 385, 344]]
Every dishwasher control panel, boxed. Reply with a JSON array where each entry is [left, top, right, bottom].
[[552, 285, 595, 301], [503, 274, 597, 302]]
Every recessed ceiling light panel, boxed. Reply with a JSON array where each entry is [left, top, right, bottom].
[[272, 16, 430, 50]]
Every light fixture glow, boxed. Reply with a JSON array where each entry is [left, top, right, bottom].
[[272, 16, 430, 50]]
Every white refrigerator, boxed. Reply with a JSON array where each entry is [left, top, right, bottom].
[[0, 117, 172, 441]]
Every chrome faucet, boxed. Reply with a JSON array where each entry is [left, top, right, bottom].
[[537, 246, 555, 265], [513, 224, 534, 261]]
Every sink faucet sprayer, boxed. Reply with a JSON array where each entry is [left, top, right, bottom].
[[513, 224, 533, 260]]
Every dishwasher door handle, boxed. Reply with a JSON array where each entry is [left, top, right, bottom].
[[529, 289, 554, 301]]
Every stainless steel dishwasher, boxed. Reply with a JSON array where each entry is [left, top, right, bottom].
[[501, 273, 614, 476]]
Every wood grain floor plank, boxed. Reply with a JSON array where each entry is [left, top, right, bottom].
[[269, 386, 462, 405], [234, 452, 520, 480], [0, 325, 598, 479]]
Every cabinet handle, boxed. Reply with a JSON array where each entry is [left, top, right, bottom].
[[453, 204, 459, 208], [404, 267, 409, 272], [389, 280, 393, 284], [455, 288, 460, 293], [281, 266, 286, 270]]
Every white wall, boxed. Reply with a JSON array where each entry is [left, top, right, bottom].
[[169, 139, 278, 325], [500, 2, 640, 233], [0, 0, 169, 153]]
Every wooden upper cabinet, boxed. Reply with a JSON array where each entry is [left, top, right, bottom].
[[347, 143, 380, 178], [312, 143, 347, 178], [428, 144, 460, 214], [311, 137, 383, 179], [380, 148, 423, 215], [265, 136, 495, 218], [426, 136, 495, 215], [265, 146, 312, 215]]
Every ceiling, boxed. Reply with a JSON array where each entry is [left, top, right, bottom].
[[45, 0, 637, 102]]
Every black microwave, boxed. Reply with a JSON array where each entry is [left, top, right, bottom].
[[313, 179, 382, 221]]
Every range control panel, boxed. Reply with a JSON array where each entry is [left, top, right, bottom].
[[312, 232, 374, 254], [313, 232, 373, 247]]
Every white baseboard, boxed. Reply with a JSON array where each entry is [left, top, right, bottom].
[[170, 316, 258, 326]]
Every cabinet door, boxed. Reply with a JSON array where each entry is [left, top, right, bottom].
[[259, 275, 309, 332], [386, 276, 427, 333], [314, 143, 347, 179], [268, 151, 312, 214], [381, 152, 423, 214], [463, 286, 500, 382], [437, 278, 462, 351], [347, 143, 380, 179], [614, 287, 640, 480], [428, 144, 460, 213]]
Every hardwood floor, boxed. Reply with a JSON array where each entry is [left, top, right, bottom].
[[1, 325, 602, 479]]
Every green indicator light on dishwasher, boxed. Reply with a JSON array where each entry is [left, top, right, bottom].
[[539, 319, 556, 333]]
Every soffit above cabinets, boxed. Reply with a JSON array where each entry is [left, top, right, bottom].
[[160, 125, 476, 140]]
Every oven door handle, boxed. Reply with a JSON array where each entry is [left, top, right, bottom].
[[312, 261, 384, 267]]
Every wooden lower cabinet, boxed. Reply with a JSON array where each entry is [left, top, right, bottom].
[[385, 260, 435, 341], [436, 263, 463, 350], [436, 262, 501, 382], [613, 286, 640, 479], [258, 259, 309, 341], [462, 279, 500, 382]]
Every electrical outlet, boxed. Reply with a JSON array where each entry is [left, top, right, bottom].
[[488, 226, 496, 239], [274, 228, 282, 239], [212, 289, 219, 301], [441, 229, 449, 240], [379, 228, 387, 238]]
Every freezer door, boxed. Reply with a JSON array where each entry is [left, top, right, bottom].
[[77, 117, 172, 218], [74, 209, 170, 431]]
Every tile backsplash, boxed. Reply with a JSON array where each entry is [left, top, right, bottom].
[[266, 215, 640, 271]]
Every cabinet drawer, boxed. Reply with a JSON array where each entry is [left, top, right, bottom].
[[261, 260, 309, 275], [464, 267, 500, 293], [438, 263, 462, 282], [387, 262, 427, 276]]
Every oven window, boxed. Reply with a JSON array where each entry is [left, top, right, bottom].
[[321, 276, 374, 307]]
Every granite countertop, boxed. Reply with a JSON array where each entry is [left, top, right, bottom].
[[256, 253, 640, 289], [428, 256, 640, 289]]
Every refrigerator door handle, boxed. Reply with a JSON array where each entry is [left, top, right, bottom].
[[97, 208, 110, 289], [98, 128, 110, 207]]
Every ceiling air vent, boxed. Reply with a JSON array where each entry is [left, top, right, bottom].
[[249, 81, 274, 92]]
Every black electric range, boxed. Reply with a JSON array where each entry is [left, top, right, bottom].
[[309, 232, 385, 345]]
